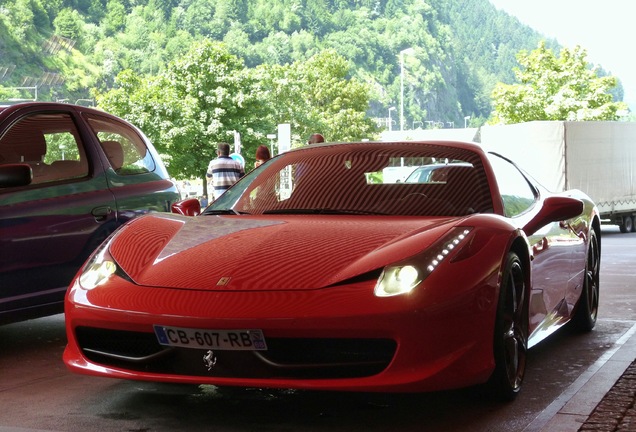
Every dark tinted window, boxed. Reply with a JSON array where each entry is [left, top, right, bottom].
[[0, 112, 88, 185], [85, 114, 156, 175], [212, 143, 494, 217]]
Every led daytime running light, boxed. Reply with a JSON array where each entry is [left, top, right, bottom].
[[423, 228, 472, 277]]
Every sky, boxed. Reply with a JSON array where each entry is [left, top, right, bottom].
[[488, 0, 636, 111]]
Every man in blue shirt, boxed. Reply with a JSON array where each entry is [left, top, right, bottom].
[[206, 142, 245, 200]]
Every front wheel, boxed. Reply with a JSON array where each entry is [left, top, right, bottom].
[[487, 252, 528, 401]]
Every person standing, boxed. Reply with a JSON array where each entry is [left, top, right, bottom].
[[206, 142, 245, 200], [254, 145, 271, 168], [307, 133, 325, 144]]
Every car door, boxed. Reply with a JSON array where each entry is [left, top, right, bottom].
[[83, 113, 179, 218], [488, 153, 578, 338], [0, 107, 117, 323]]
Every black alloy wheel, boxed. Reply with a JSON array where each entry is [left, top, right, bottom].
[[572, 229, 600, 332], [488, 251, 528, 401]]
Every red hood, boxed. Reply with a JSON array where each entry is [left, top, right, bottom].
[[109, 213, 457, 290]]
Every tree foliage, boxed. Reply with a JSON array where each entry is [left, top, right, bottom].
[[53, 8, 83, 41], [96, 40, 267, 195], [97, 42, 376, 188], [0, 0, 587, 128], [0, 0, 623, 145], [490, 41, 628, 124], [255, 49, 378, 145]]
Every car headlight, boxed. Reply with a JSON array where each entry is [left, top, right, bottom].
[[374, 227, 473, 297], [375, 265, 421, 297], [78, 235, 130, 290]]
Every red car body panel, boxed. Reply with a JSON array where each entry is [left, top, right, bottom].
[[110, 214, 460, 290], [63, 140, 600, 394], [65, 217, 512, 392]]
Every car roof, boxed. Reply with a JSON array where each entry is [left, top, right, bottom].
[[287, 139, 486, 156], [0, 102, 128, 127]]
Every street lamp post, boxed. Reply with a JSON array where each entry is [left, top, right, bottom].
[[400, 48, 415, 131], [388, 107, 396, 131], [266, 134, 277, 156]]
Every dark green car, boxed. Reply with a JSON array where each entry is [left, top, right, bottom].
[[0, 102, 180, 324]]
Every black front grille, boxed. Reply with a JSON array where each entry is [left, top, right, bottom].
[[75, 327, 396, 380], [77, 327, 161, 358]]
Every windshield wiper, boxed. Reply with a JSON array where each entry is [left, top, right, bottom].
[[263, 208, 388, 215], [203, 208, 250, 215], [262, 208, 317, 214], [319, 208, 389, 215]]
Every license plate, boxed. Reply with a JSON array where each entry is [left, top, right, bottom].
[[154, 325, 267, 351]]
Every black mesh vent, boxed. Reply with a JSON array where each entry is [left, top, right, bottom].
[[74, 326, 396, 380]]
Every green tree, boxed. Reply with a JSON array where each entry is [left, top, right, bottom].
[[4, 0, 37, 41], [103, 0, 126, 37], [53, 8, 83, 42], [300, 50, 378, 142], [177, 0, 216, 37], [0, 0, 584, 126], [255, 49, 378, 145], [96, 40, 269, 197], [490, 41, 627, 124], [0, 86, 21, 101]]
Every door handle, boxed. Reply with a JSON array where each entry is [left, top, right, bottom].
[[92, 206, 113, 221]]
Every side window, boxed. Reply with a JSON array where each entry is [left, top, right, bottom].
[[488, 153, 537, 217], [0, 112, 88, 185], [84, 114, 156, 175]]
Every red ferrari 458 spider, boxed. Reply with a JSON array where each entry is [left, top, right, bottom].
[[64, 140, 600, 400]]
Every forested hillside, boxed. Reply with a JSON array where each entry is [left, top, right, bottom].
[[1, 0, 563, 127]]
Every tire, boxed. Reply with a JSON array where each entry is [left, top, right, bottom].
[[620, 216, 633, 233], [572, 229, 600, 332], [487, 252, 528, 401]]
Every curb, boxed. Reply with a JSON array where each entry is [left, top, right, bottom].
[[522, 322, 636, 432]]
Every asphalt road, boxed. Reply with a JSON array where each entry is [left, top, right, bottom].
[[1, 226, 635, 432]]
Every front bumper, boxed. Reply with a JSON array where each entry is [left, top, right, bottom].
[[64, 269, 499, 393]]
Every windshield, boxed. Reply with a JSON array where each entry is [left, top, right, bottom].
[[207, 142, 493, 217]]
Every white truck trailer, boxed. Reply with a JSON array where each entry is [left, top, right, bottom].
[[481, 121, 636, 232]]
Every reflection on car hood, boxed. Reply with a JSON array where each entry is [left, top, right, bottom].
[[109, 213, 458, 290]]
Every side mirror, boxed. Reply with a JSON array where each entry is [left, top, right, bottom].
[[171, 198, 201, 216], [523, 196, 584, 236], [0, 164, 32, 188]]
